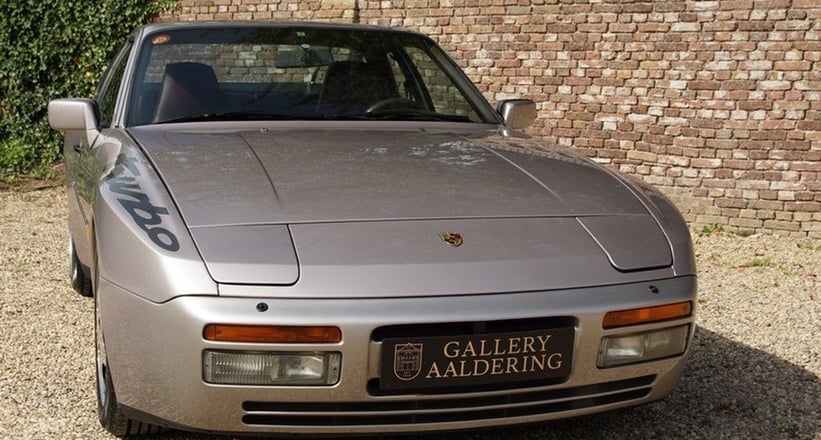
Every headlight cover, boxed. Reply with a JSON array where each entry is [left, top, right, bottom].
[[203, 350, 341, 385], [598, 325, 689, 368]]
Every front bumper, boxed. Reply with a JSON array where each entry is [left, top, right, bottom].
[[99, 275, 696, 435]]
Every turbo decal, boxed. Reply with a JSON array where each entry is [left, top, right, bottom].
[[106, 155, 180, 252]]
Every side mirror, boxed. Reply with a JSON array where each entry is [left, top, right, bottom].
[[48, 98, 99, 132], [496, 99, 536, 129]]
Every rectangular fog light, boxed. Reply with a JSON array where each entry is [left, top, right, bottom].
[[203, 350, 341, 385], [598, 325, 689, 368]]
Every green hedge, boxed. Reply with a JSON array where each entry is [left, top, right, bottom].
[[0, 0, 175, 179]]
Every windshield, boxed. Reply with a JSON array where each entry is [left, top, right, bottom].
[[126, 26, 500, 126]]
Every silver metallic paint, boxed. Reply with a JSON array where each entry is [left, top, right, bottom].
[[47, 99, 99, 139], [128, 123, 689, 291], [130, 124, 659, 227], [49, 21, 698, 435], [578, 215, 672, 271], [95, 136, 217, 302], [620, 176, 697, 276], [278, 218, 675, 298], [497, 99, 537, 129], [190, 225, 298, 285], [50, 99, 102, 269], [100, 275, 696, 434]]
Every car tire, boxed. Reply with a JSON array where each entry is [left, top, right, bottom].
[[95, 268, 164, 437], [69, 239, 93, 297]]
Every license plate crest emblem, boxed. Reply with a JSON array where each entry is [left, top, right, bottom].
[[394, 343, 423, 381]]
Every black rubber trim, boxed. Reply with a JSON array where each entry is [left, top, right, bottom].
[[242, 375, 655, 427], [242, 387, 652, 426], [371, 316, 577, 341]]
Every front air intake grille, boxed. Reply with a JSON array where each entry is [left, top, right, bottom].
[[371, 316, 577, 341], [242, 375, 655, 427]]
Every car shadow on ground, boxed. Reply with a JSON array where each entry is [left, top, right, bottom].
[[155, 326, 819, 440]]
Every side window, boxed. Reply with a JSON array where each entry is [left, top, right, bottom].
[[96, 44, 131, 128]]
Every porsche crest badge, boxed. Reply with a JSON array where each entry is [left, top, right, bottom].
[[439, 232, 463, 247]]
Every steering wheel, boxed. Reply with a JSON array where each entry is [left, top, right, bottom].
[[365, 97, 424, 113]]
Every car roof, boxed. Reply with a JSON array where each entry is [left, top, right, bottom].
[[134, 20, 426, 40]]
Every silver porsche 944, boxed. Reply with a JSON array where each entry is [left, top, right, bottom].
[[48, 21, 696, 437]]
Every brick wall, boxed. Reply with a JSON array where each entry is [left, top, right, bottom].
[[157, 0, 821, 238]]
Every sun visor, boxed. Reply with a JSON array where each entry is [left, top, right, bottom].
[[190, 225, 299, 285], [579, 215, 673, 272]]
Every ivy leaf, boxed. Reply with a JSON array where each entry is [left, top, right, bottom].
[[0, 0, 178, 179]]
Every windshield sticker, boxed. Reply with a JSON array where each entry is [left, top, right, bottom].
[[152, 34, 171, 45], [106, 155, 180, 252]]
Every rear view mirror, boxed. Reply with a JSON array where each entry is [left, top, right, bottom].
[[274, 46, 333, 68], [496, 99, 536, 129]]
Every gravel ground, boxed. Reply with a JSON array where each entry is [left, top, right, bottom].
[[1, 186, 819, 439]]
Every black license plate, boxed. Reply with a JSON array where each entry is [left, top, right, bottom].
[[380, 327, 574, 390]]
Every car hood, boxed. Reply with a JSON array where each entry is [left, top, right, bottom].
[[130, 124, 650, 225], [128, 123, 674, 290]]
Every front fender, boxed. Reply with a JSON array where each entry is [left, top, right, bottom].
[[95, 132, 217, 302], [619, 175, 696, 278]]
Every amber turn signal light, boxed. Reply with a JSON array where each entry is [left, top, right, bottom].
[[203, 324, 342, 343], [603, 301, 692, 329]]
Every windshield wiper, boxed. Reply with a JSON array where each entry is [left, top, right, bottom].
[[368, 108, 452, 121], [154, 111, 300, 124], [326, 109, 460, 122]]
